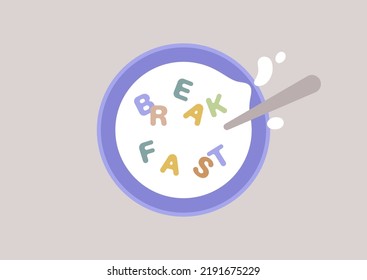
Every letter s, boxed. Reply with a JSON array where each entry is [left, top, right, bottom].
[[193, 157, 214, 178]]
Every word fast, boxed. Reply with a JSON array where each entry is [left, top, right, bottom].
[[134, 78, 227, 125], [139, 141, 226, 178]]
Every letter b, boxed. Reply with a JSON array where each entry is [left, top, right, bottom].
[[134, 94, 154, 116]]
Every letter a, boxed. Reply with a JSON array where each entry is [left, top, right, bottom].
[[183, 104, 203, 126], [160, 154, 179, 176]]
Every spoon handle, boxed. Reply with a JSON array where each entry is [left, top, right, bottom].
[[224, 75, 321, 130]]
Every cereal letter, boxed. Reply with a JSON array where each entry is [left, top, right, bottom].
[[160, 154, 179, 176], [139, 140, 155, 163], [207, 144, 226, 166], [193, 157, 214, 178], [150, 105, 167, 126], [174, 79, 193, 101], [206, 94, 227, 117], [134, 94, 154, 116], [183, 104, 203, 126]]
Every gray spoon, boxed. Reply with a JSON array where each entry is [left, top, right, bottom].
[[224, 75, 321, 130]]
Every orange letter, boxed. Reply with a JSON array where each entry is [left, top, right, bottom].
[[183, 104, 203, 126], [160, 154, 179, 176], [193, 157, 214, 178], [150, 105, 167, 126]]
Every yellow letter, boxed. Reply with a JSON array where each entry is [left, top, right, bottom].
[[160, 154, 179, 176], [183, 104, 203, 126]]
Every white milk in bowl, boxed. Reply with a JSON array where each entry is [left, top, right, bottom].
[[115, 62, 252, 198]]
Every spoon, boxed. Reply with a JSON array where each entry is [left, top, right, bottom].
[[224, 75, 321, 130]]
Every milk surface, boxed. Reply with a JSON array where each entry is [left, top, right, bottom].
[[115, 62, 252, 198]]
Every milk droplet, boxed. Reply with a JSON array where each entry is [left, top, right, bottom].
[[267, 117, 284, 130], [275, 51, 286, 64], [254, 56, 273, 86]]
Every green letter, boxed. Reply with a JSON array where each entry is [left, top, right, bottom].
[[174, 79, 193, 101], [139, 140, 155, 163], [206, 94, 227, 117]]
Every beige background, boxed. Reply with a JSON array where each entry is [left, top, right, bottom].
[[0, 0, 366, 259]]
